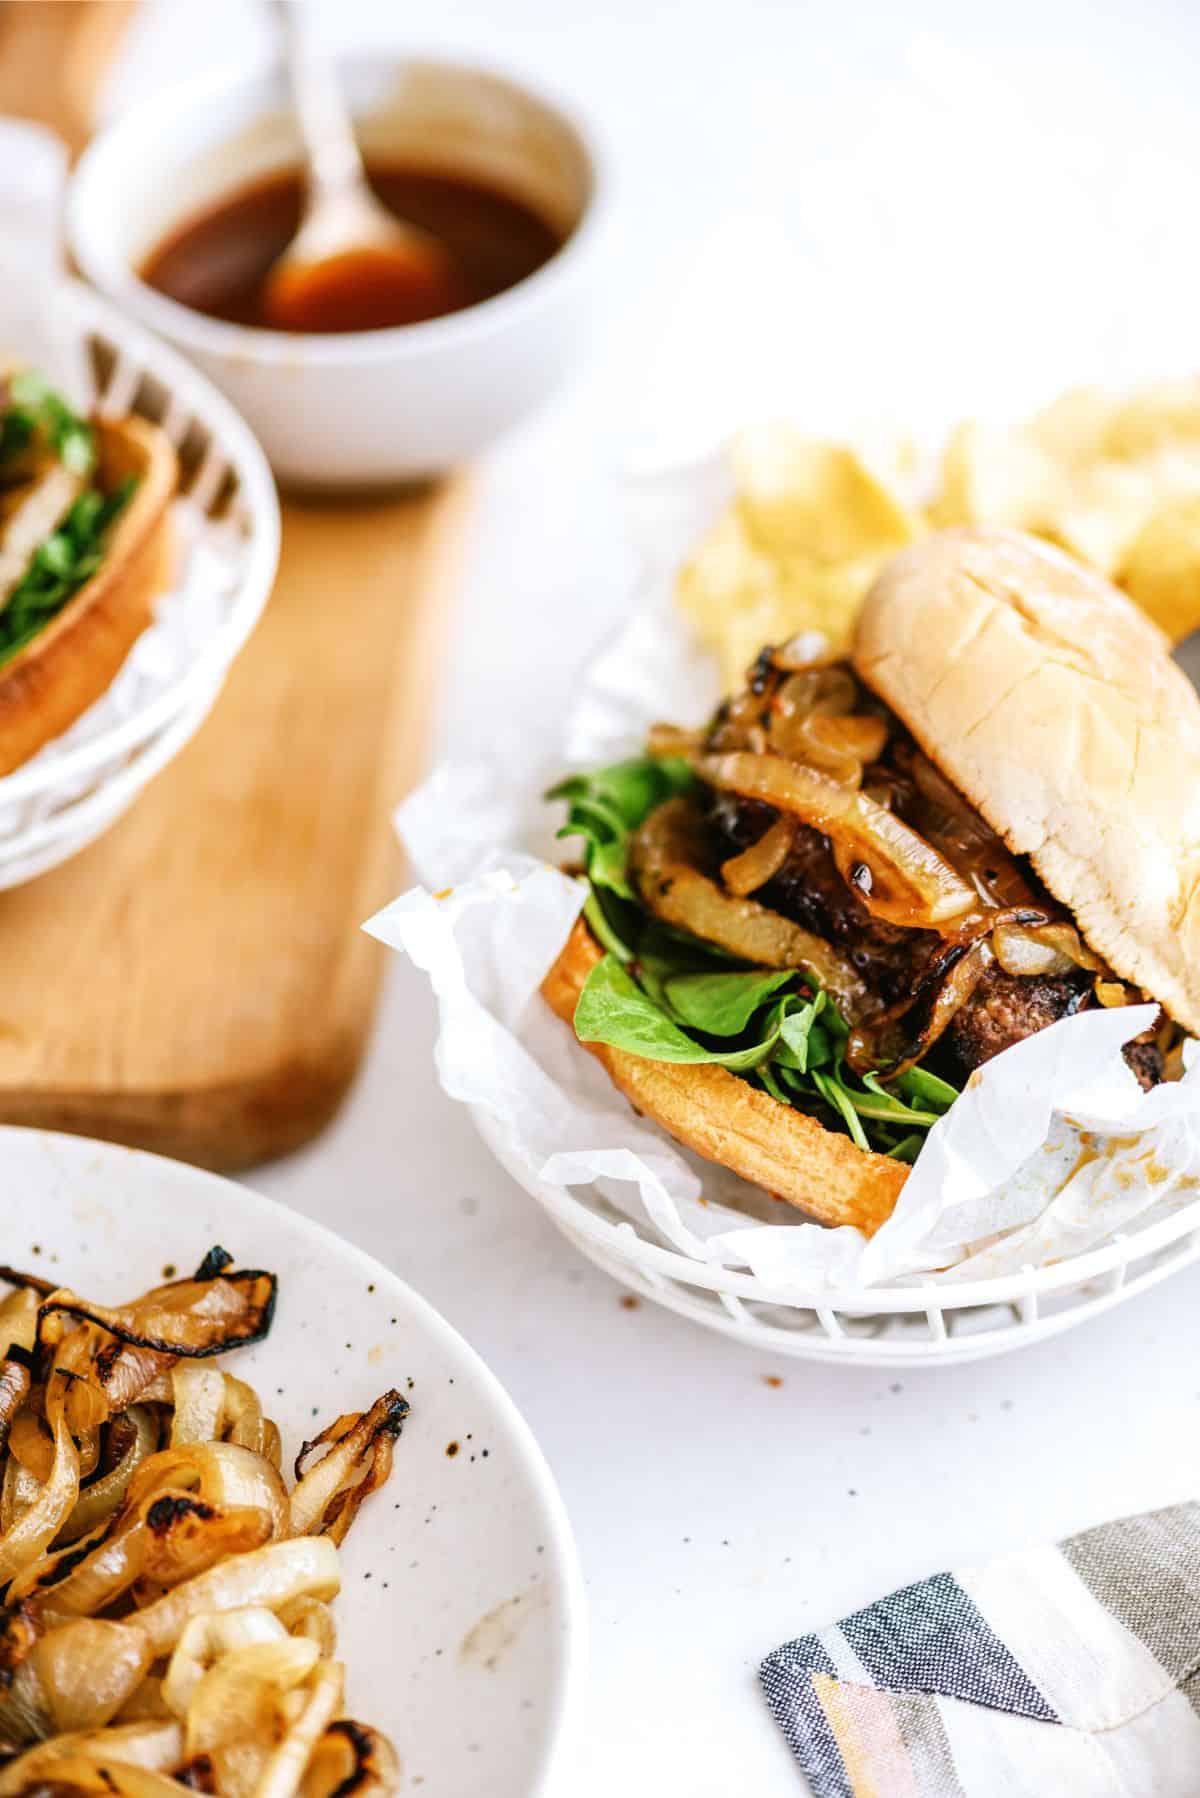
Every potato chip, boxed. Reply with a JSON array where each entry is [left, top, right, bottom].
[[927, 421, 1062, 532], [1104, 379, 1200, 459], [732, 425, 922, 562], [675, 511, 791, 690], [1041, 459, 1162, 576], [1118, 496, 1200, 642], [675, 376, 1200, 681], [1027, 387, 1120, 466], [676, 526, 898, 686]]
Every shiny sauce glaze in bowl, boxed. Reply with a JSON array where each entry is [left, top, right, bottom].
[[140, 163, 565, 333]]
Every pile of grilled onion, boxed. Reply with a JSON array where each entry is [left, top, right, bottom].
[[0, 1250, 406, 1797]]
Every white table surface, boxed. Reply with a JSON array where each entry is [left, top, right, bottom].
[[112, 3, 1200, 1791]]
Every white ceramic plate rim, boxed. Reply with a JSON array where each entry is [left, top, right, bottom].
[[0, 1126, 586, 1796]]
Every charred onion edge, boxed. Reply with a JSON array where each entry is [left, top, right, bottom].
[[191, 1248, 233, 1283], [848, 906, 1052, 1076], [177, 1753, 218, 1792], [294, 1392, 410, 1484], [325, 1719, 393, 1798], [0, 1269, 56, 1301], [36, 1272, 278, 1360]]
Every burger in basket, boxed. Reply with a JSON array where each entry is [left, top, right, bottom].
[[543, 526, 1198, 1234], [0, 363, 176, 774]]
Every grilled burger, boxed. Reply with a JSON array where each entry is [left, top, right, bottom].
[[0, 365, 177, 774], [542, 526, 1199, 1234]]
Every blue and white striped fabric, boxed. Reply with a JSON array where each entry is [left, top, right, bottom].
[[762, 1503, 1200, 1795]]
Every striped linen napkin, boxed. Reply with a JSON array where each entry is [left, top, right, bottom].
[[761, 1502, 1200, 1795]]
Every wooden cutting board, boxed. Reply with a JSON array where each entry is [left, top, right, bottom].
[[0, 3, 472, 1168]]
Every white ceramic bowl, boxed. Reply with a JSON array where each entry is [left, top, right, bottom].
[[4, 1126, 586, 1796], [69, 53, 610, 488]]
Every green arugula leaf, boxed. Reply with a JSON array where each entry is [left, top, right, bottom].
[[758, 1062, 807, 1109], [895, 1065, 959, 1113], [6, 369, 95, 478], [886, 1133, 926, 1163], [849, 1074, 942, 1127], [582, 886, 638, 964], [0, 475, 137, 669], [0, 410, 33, 463], [776, 990, 827, 1071], [663, 967, 795, 1036], [575, 954, 784, 1071], [811, 1068, 871, 1151], [547, 756, 695, 899]]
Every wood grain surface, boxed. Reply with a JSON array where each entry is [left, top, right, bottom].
[[0, 478, 471, 1166], [0, 1, 139, 153]]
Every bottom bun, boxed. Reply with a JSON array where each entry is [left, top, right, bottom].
[[0, 414, 177, 776], [541, 918, 908, 1234]]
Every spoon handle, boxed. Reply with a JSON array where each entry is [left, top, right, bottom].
[[270, 0, 366, 200]]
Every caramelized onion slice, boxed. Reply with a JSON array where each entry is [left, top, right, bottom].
[[771, 632, 837, 671], [305, 1718, 402, 1798], [0, 1719, 183, 1795], [42, 1271, 277, 1435], [133, 1537, 341, 1657], [773, 667, 859, 718], [40, 1269, 277, 1362], [9, 1505, 146, 1617], [798, 712, 888, 778], [1029, 922, 1105, 974], [169, 1365, 225, 1447], [848, 937, 995, 1078], [58, 1406, 157, 1547], [991, 919, 1110, 983], [629, 798, 872, 1021], [646, 722, 705, 759], [0, 1287, 37, 1356], [278, 1596, 337, 1657], [2, 1755, 187, 1797], [0, 1392, 80, 1588], [991, 925, 1075, 978], [291, 1392, 409, 1542], [720, 815, 795, 897], [8, 1408, 53, 1484], [163, 1606, 288, 1719], [0, 1289, 38, 1459], [31, 1619, 152, 1734], [199, 1443, 289, 1541], [697, 752, 976, 928], [182, 1636, 320, 1758], [136, 1493, 274, 1595], [766, 672, 876, 782], [254, 1658, 343, 1798]]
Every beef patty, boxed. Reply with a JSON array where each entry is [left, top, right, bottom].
[[708, 790, 1161, 1088]]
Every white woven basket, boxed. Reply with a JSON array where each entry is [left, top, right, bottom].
[[472, 1106, 1200, 1367], [0, 280, 279, 886]]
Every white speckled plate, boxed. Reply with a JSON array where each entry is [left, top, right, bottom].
[[2, 1127, 585, 1797]]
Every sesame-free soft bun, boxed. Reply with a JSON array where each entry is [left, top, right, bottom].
[[854, 526, 1200, 1035]]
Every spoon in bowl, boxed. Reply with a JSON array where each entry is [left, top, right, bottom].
[[261, 0, 462, 334]]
